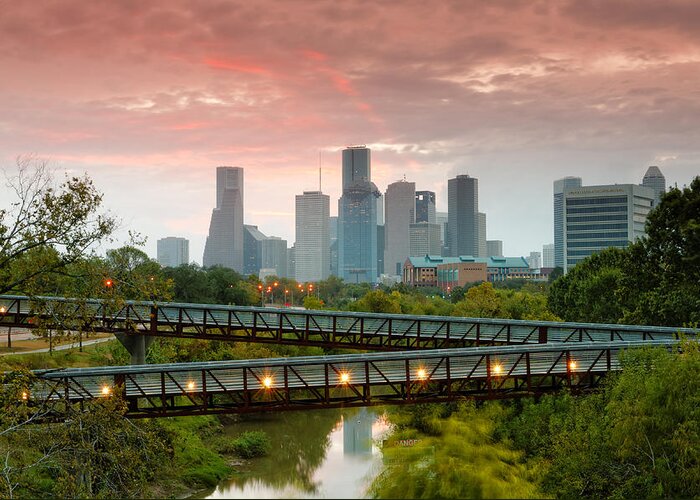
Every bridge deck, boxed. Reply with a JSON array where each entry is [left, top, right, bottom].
[[29, 340, 676, 418], [0, 295, 694, 351]]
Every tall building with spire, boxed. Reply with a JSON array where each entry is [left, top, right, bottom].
[[338, 146, 380, 283], [641, 166, 666, 208], [203, 166, 244, 272]]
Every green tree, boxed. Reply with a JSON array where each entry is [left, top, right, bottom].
[[453, 282, 502, 318], [371, 403, 541, 499], [0, 156, 117, 295], [623, 177, 700, 326], [352, 290, 401, 313], [548, 247, 629, 323]]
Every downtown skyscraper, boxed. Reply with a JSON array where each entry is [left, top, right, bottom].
[[295, 190, 330, 282], [641, 166, 666, 207], [447, 174, 479, 257], [384, 179, 415, 276], [338, 146, 380, 283], [203, 166, 244, 272], [553, 176, 582, 269]]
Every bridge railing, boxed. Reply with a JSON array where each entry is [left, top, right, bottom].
[[25, 340, 677, 418], [0, 294, 695, 351]]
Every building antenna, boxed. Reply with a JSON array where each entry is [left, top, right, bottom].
[[319, 150, 322, 191]]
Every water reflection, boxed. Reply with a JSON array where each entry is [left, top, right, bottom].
[[343, 407, 374, 456], [206, 408, 388, 499]]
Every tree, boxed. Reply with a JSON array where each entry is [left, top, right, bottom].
[[622, 177, 700, 326], [453, 282, 502, 318], [0, 156, 117, 295], [548, 247, 630, 323]]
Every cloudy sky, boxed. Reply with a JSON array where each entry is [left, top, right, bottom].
[[1, 0, 699, 263]]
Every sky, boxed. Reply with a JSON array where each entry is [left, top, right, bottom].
[[1, 0, 699, 264]]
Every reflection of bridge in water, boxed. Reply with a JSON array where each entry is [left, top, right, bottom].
[[0, 295, 694, 419]]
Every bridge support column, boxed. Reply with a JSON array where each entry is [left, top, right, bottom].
[[115, 334, 154, 365]]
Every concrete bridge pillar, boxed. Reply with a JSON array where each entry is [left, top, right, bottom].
[[115, 334, 155, 365]]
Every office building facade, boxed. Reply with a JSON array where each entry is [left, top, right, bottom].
[[409, 222, 442, 257], [553, 176, 582, 269], [384, 180, 416, 276], [338, 146, 380, 283], [203, 166, 244, 272], [156, 237, 189, 267], [487, 240, 503, 258], [415, 191, 436, 224], [641, 166, 666, 208], [448, 175, 479, 257], [295, 190, 330, 282], [564, 184, 654, 272], [261, 236, 288, 278], [542, 243, 555, 268], [477, 212, 487, 258], [243, 225, 267, 276]]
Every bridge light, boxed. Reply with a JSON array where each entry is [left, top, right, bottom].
[[262, 376, 273, 389], [416, 368, 428, 381], [568, 360, 577, 371], [339, 372, 350, 384], [187, 381, 196, 391], [101, 385, 112, 396], [0, 306, 6, 314], [492, 363, 503, 376]]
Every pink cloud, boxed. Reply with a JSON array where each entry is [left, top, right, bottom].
[[203, 57, 271, 76]]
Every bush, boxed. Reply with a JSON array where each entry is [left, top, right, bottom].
[[231, 431, 271, 458]]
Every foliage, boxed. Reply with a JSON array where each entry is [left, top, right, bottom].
[[549, 176, 700, 326], [370, 403, 542, 499], [303, 295, 325, 310], [0, 156, 117, 295], [230, 430, 271, 458], [547, 247, 629, 323], [351, 290, 401, 314], [501, 342, 700, 498]]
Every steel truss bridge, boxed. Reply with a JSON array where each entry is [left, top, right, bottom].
[[0, 295, 694, 419]]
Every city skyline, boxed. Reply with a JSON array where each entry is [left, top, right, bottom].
[[1, 1, 699, 263]]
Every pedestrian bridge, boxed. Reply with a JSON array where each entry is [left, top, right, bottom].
[[0, 294, 693, 419], [27, 340, 679, 418], [0, 294, 693, 358]]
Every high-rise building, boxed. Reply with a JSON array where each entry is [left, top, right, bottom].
[[295, 191, 330, 282], [526, 251, 542, 270], [641, 166, 666, 208], [436, 212, 449, 254], [384, 180, 416, 276], [261, 236, 288, 278], [486, 240, 503, 257], [203, 166, 244, 272], [553, 176, 582, 269], [287, 245, 296, 280], [243, 225, 266, 276], [542, 243, 555, 268], [376, 194, 385, 226], [410, 222, 442, 257], [156, 237, 189, 267], [564, 184, 654, 272], [329, 216, 339, 277], [477, 212, 487, 258], [415, 191, 436, 224], [448, 175, 479, 257], [338, 146, 380, 283]]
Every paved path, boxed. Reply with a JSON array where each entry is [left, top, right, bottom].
[[0, 336, 114, 356]]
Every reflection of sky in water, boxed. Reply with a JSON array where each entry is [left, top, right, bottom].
[[207, 410, 389, 499]]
